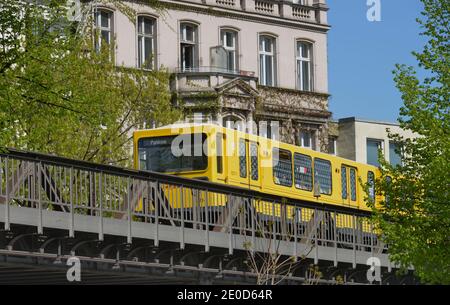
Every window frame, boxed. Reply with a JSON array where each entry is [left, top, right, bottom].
[[137, 15, 156, 70], [94, 8, 114, 53], [294, 153, 313, 191], [299, 130, 315, 150], [272, 148, 293, 187], [341, 166, 348, 199], [137, 134, 208, 173], [367, 171, 376, 203], [239, 138, 247, 178], [258, 34, 277, 86], [389, 141, 403, 167], [250, 141, 259, 181], [366, 138, 384, 166], [328, 137, 337, 155], [350, 167, 357, 201], [296, 40, 313, 91], [313, 158, 333, 195], [220, 28, 239, 72], [180, 22, 199, 72], [223, 114, 245, 131]]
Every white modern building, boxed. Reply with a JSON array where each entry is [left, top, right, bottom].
[[83, 0, 333, 152], [335, 117, 418, 167]]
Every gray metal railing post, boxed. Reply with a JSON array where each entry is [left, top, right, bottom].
[[204, 189, 210, 252], [37, 162, 43, 234], [4, 157, 9, 230], [69, 167, 74, 238], [333, 212, 337, 267], [99, 172, 103, 241], [180, 186, 185, 249], [293, 208, 298, 259], [251, 198, 255, 254], [127, 177, 132, 244], [228, 193, 232, 255], [314, 208, 318, 265], [272, 201, 275, 255], [193, 189, 198, 229], [370, 222, 374, 256], [154, 181, 159, 247], [89, 171, 94, 215], [352, 214, 356, 268]]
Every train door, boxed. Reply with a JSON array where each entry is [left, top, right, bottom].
[[238, 139, 261, 190], [340, 165, 358, 207], [215, 132, 226, 183], [248, 141, 262, 191]]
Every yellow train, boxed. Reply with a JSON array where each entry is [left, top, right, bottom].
[[133, 123, 379, 214]]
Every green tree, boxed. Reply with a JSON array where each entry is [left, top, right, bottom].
[[367, 0, 449, 284], [0, 0, 181, 166]]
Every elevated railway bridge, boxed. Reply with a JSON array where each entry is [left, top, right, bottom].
[[0, 149, 416, 284]]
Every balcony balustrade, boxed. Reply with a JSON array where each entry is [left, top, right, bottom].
[[174, 0, 326, 24]]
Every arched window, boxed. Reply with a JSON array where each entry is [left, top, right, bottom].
[[94, 9, 113, 52], [223, 114, 245, 131], [180, 22, 199, 71], [137, 16, 156, 69], [220, 29, 238, 72], [259, 35, 276, 86], [296, 41, 313, 91]]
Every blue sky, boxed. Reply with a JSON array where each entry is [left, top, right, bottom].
[[327, 0, 426, 122]]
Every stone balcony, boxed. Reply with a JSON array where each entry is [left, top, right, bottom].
[[171, 66, 258, 95], [170, 0, 329, 25]]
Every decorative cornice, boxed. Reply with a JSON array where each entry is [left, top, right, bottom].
[[258, 85, 330, 98], [260, 103, 331, 119], [140, 0, 331, 33]]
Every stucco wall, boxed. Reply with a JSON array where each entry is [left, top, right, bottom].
[[336, 120, 356, 161], [337, 118, 418, 164], [353, 121, 417, 164], [101, 1, 329, 93]]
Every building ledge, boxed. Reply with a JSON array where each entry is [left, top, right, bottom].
[[258, 84, 330, 98], [160, 0, 330, 31]]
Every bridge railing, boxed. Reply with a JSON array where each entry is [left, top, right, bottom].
[[0, 148, 387, 263]]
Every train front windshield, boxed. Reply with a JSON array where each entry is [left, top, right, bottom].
[[137, 133, 208, 173]]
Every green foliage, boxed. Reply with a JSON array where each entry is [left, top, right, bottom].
[[0, 0, 181, 166], [366, 0, 449, 284]]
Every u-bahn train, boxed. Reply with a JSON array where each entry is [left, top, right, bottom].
[[133, 123, 379, 214]]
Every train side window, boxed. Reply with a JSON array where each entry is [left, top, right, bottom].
[[250, 142, 258, 180], [239, 138, 247, 178], [368, 171, 375, 203], [350, 168, 357, 201], [216, 133, 223, 174], [314, 158, 332, 195], [294, 153, 312, 191], [341, 166, 347, 199], [273, 148, 292, 187]]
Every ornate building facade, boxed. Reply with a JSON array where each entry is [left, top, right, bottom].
[[86, 0, 332, 152]]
